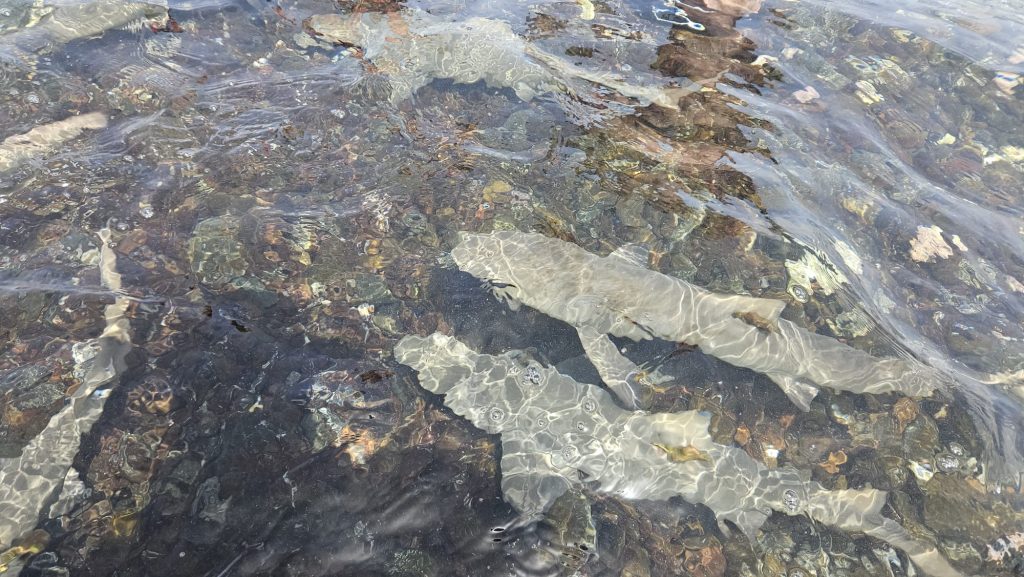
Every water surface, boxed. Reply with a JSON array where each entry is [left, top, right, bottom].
[[1, 0, 1023, 575]]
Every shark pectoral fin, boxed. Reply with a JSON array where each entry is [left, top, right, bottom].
[[395, 333, 479, 395], [494, 288, 522, 311], [720, 509, 770, 543], [512, 82, 538, 101], [608, 243, 650, 268], [577, 327, 642, 409], [767, 373, 819, 412], [500, 451, 572, 519], [656, 85, 697, 109]]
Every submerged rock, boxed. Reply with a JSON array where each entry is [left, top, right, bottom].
[[187, 216, 251, 288], [290, 364, 401, 464], [920, 475, 1018, 543]]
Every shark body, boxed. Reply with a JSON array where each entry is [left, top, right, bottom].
[[0, 112, 107, 172], [0, 1, 166, 65], [304, 10, 693, 109], [452, 231, 937, 410], [395, 332, 962, 577]]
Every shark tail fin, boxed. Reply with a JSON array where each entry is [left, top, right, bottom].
[[500, 449, 573, 520], [767, 373, 819, 411]]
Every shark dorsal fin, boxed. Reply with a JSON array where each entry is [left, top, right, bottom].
[[723, 294, 787, 325], [609, 244, 650, 268]]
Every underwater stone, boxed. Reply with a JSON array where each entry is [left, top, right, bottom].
[[921, 475, 1017, 543], [782, 488, 801, 512], [522, 365, 543, 386], [289, 365, 400, 464], [347, 273, 395, 304], [788, 283, 810, 303], [387, 549, 434, 577], [935, 453, 960, 474], [902, 416, 940, 461], [910, 461, 935, 482], [785, 249, 848, 297], [526, 487, 597, 574], [909, 225, 955, 263], [229, 277, 277, 308]]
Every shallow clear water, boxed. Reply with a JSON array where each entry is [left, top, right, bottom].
[[1, 0, 1023, 575]]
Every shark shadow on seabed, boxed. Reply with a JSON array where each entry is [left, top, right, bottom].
[[395, 333, 966, 577], [0, 227, 132, 554]]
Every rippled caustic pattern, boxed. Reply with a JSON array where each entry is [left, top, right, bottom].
[[1, 0, 1024, 575]]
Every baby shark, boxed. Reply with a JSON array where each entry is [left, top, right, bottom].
[[0, 227, 131, 550], [1, 1, 166, 65], [452, 231, 938, 411], [304, 9, 695, 110]]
